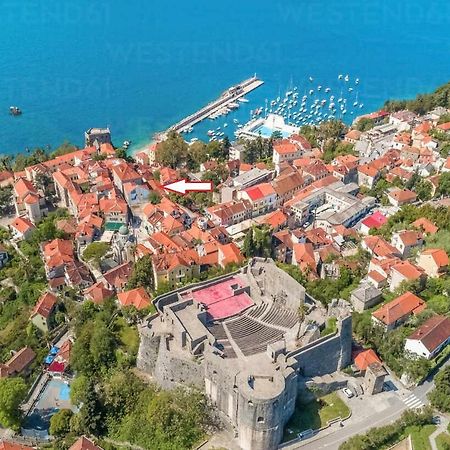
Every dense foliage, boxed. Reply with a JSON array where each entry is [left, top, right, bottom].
[[242, 225, 272, 258], [384, 81, 450, 115], [58, 300, 211, 449], [0, 377, 27, 430], [339, 408, 434, 450], [428, 366, 450, 412]]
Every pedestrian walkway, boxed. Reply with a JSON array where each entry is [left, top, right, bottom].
[[403, 393, 424, 409], [429, 416, 449, 450]]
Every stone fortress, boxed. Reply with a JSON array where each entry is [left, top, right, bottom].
[[137, 258, 352, 450]]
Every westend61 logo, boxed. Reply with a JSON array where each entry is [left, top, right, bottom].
[[106, 41, 284, 65], [277, 1, 450, 25], [4, 76, 112, 102], [2, 1, 111, 25]]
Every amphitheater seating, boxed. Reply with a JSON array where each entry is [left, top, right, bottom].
[[261, 304, 298, 329], [207, 323, 228, 341], [246, 302, 268, 319], [225, 316, 284, 356], [207, 323, 236, 358]]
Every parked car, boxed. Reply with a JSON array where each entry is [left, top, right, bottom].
[[342, 388, 354, 398]]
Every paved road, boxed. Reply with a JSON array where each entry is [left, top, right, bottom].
[[291, 357, 450, 450]]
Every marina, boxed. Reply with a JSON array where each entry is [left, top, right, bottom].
[[168, 75, 264, 134]]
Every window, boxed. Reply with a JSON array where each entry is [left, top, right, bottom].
[[257, 416, 264, 423]]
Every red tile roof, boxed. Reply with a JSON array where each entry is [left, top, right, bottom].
[[69, 436, 102, 450], [412, 217, 438, 235], [420, 248, 449, 268], [407, 315, 450, 353], [372, 291, 426, 326], [0, 441, 35, 450], [31, 292, 57, 319], [244, 183, 275, 201], [117, 287, 151, 310], [354, 349, 382, 371]]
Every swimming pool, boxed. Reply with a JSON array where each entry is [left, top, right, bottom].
[[22, 378, 76, 438], [250, 124, 292, 138]]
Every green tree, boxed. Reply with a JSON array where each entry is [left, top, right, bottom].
[[437, 172, 450, 197], [415, 179, 432, 201], [242, 226, 272, 258], [127, 255, 154, 292], [79, 378, 104, 436], [49, 409, 74, 436], [155, 131, 188, 168], [0, 186, 12, 213], [51, 141, 77, 158], [404, 357, 431, 381], [148, 191, 161, 204], [428, 366, 450, 412], [355, 118, 375, 132], [0, 377, 27, 429], [83, 242, 110, 268]]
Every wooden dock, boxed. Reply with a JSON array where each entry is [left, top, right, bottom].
[[168, 76, 264, 134]]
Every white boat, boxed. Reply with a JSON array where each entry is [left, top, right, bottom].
[[233, 118, 239, 124], [309, 76, 314, 82], [338, 74, 343, 80], [238, 97, 249, 103], [344, 75, 349, 82]]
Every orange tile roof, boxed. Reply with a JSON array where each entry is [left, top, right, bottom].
[[407, 315, 450, 352], [420, 248, 449, 268], [358, 163, 379, 178], [293, 243, 316, 273], [69, 436, 102, 450], [0, 441, 35, 450], [31, 292, 57, 319], [412, 218, 438, 235], [388, 189, 417, 203], [273, 141, 298, 155], [11, 216, 35, 234], [117, 287, 151, 310], [372, 291, 426, 326], [84, 282, 114, 304], [391, 261, 424, 280], [354, 349, 382, 371], [219, 242, 244, 267]]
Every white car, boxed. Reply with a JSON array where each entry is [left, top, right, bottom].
[[342, 388, 354, 398]]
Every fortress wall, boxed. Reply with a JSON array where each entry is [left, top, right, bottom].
[[237, 370, 297, 450], [136, 329, 161, 374], [153, 337, 204, 390], [290, 316, 352, 377], [253, 260, 305, 310]]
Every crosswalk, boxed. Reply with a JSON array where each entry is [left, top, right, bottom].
[[403, 394, 425, 409]]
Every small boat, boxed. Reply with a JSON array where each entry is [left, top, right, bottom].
[[233, 118, 239, 124], [123, 140, 131, 148], [325, 87, 331, 93], [9, 106, 22, 116], [338, 74, 343, 80], [238, 97, 249, 103], [309, 76, 314, 82], [309, 89, 314, 95], [207, 130, 215, 136], [344, 75, 349, 82], [223, 123, 228, 128], [355, 78, 360, 84]]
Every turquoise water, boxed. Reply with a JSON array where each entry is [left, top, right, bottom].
[[0, 1, 449, 155]]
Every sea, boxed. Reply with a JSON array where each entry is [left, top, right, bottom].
[[0, 0, 449, 156]]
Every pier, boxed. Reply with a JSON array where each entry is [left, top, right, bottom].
[[168, 76, 264, 134]]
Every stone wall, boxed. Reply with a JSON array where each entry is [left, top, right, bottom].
[[153, 337, 205, 390], [289, 316, 352, 377]]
